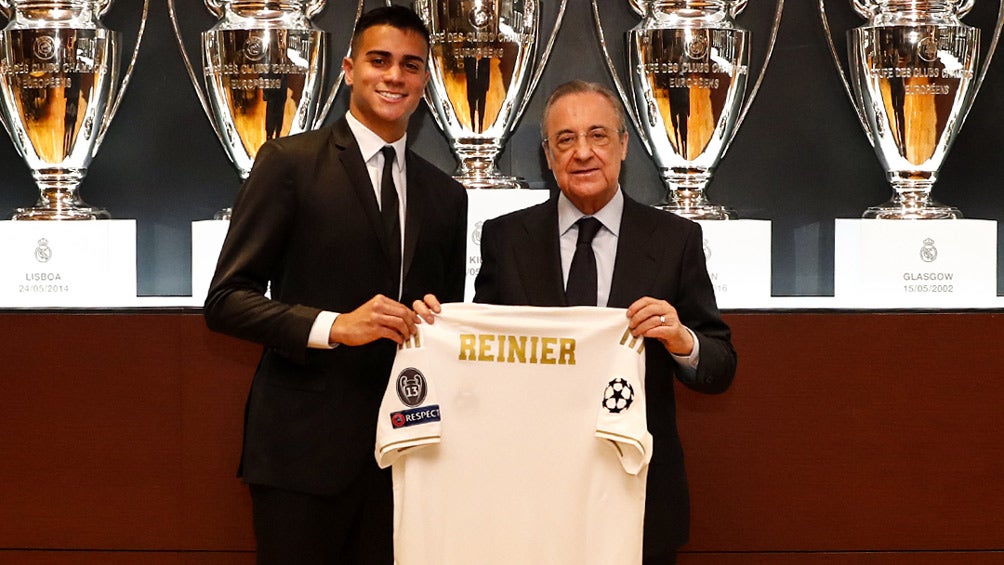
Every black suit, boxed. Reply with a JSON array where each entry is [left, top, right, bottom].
[[204, 118, 467, 560], [474, 191, 736, 558]]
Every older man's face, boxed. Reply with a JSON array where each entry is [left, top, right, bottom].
[[543, 91, 627, 215]]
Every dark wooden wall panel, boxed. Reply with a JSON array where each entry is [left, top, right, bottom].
[[678, 313, 1004, 553], [1, 311, 1002, 563], [0, 552, 254, 564]]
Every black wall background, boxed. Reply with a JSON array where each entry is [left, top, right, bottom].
[[1, 0, 1002, 298]]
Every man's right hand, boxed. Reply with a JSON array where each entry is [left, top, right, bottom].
[[328, 294, 419, 346]]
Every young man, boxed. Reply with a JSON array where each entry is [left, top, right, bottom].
[[204, 7, 467, 564]]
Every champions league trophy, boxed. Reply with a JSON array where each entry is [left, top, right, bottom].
[[593, 0, 783, 219], [0, 0, 149, 220], [414, 0, 567, 189], [820, 0, 1003, 218], [168, 0, 361, 219]]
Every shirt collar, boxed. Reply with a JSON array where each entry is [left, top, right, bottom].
[[558, 188, 624, 237], [346, 111, 407, 171]]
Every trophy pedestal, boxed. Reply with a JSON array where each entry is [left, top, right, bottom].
[[694, 220, 772, 308], [834, 219, 997, 308], [0, 220, 137, 307], [191, 220, 230, 304], [465, 189, 551, 300]]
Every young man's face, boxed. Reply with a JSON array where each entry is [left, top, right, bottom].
[[343, 24, 430, 142]]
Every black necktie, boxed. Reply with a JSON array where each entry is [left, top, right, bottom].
[[565, 216, 603, 306], [380, 146, 401, 291]]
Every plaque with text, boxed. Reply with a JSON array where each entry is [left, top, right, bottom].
[[0, 220, 136, 307], [466, 189, 550, 300], [696, 219, 771, 309], [834, 219, 997, 308]]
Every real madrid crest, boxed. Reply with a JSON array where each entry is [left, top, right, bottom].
[[34, 238, 52, 263], [471, 220, 483, 245], [920, 237, 938, 263]]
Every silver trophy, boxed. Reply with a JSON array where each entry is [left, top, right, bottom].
[[0, 0, 148, 220], [414, 0, 567, 189], [821, 0, 1003, 218], [168, 0, 361, 219], [594, 0, 783, 219]]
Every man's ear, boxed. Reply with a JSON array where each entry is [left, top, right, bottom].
[[342, 56, 354, 86]]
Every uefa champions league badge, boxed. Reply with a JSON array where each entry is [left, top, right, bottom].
[[602, 378, 635, 413]]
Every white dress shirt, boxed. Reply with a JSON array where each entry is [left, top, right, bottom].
[[308, 112, 408, 349], [557, 189, 699, 369]]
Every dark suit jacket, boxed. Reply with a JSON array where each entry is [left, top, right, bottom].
[[474, 191, 736, 554], [205, 118, 468, 496]]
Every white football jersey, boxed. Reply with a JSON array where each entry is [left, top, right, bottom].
[[376, 303, 652, 565]]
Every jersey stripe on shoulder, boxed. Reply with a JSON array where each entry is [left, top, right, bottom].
[[619, 327, 645, 354]]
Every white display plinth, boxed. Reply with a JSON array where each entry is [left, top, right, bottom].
[[0, 220, 137, 307], [466, 189, 550, 300], [834, 219, 997, 308], [695, 219, 772, 309], [191, 219, 230, 304]]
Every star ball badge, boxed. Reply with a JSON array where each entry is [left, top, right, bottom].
[[602, 377, 635, 413]]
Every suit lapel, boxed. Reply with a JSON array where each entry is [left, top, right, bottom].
[[333, 120, 398, 272], [608, 196, 660, 308], [516, 197, 567, 306]]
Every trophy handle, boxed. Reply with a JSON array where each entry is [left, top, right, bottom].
[[509, 0, 568, 132], [97, 0, 114, 18], [819, 0, 874, 141], [956, 0, 1004, 130], [92, 0, 150, 155], [958, 0, 977, 18], [591, 0, 654, 155], [314, 0, 365, 129], [168, 0, 228, 147], [720, 0, 784, 158], [204, 0, 225, 19], [306, 0, 326, 19]]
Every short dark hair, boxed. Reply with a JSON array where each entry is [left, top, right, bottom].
[[351, 5, 431, 55]]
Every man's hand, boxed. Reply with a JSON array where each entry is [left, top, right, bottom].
[[329, 294, 419, 346], [626, 296, 694, 356], [412, 293, 443, 325]]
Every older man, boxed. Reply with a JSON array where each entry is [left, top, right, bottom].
[[470, 79, 736, 564]]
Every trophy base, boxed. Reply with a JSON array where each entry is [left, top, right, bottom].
[[214, 208, 233, 221], [656, 203, 737, 220], [862, 200, 962, 220], [12, 206, 110, 221]]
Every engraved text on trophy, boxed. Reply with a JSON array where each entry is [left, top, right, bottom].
[[0, 29, 111, 173], [852, 26, 977, 177], [631, 28, 748, 172], [204, 28, 322, 177]]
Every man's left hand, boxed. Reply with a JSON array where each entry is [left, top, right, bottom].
[[626, 296, 694, 356]]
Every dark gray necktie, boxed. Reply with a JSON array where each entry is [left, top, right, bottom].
[[565, 216, 603, 306], [380, 146, 401, 289]]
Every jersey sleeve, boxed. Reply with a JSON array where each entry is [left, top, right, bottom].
[[595, 371, 652, 476], [375, 335, 443, 469]]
